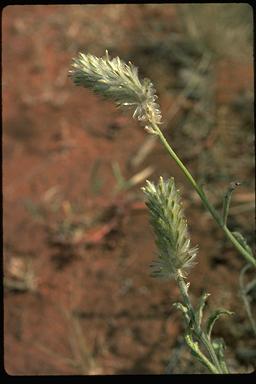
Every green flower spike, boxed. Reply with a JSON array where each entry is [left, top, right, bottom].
[[142, 177, 198, 279]]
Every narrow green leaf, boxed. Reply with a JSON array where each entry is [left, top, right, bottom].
[[232, 232, 254, 256], [206, 309, 233, 339], [112, 161, 128, 191], [173, 302, 190, 324], [195, 292, 210, 327], [184, 332, 219, 373], [222, 181, 241, 226], [212, 338, 229, 374], [239, 265, 256, 336], [212, 338, 225, 357]]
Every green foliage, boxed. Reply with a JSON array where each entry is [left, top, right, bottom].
[[184, 332, 219, 374], [195, 292, 211, 327], [206, 309, 234, 340], [174, 277, 231, 374], [222, 181, 241, 226], [232, 231, 254, 256], [212, 338, 228, 373], [173, 302, 190, 324]]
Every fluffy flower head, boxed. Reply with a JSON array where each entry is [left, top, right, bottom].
[[142, 177, 198, 279], [69, 51, 162, 133]]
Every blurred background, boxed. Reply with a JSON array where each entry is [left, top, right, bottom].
[[3, 4, 255, 374]]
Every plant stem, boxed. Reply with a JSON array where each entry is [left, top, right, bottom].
[[176, 272, 228, 374], [239, 265, 256, 336], [152, 123, 256, 268], [201, 333, 229, 374]]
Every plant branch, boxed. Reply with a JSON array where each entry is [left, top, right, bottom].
[[151, 122, 256, 268], [175, 272, 229, 374], [239, 264, 256, 336]]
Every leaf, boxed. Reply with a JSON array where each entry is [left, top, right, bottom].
[[232, 231, 254, 256], [111, 161, 127, 191], [212, 338, 229, 374], [173, 302, 190, 324], [212, 338, 225, 356], [184, 333, 205, 364], [222, 181, 241, 226], [206, 309, 233, 339], [195, 292, 210, 327], [184, 332, 218, 373]]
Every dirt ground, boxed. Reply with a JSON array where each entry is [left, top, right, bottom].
[[3, 4, 255, 375]]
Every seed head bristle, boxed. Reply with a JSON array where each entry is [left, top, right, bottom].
[[69, 51, 162, 132]]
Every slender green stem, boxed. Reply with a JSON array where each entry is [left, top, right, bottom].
[[200, 333, 229, 374], [176, 272, 228, 374], [239, 265, 256, 336], [222, 182, 240, 226], [152, 123, 256, 268], [222, 226, 255, 266]]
